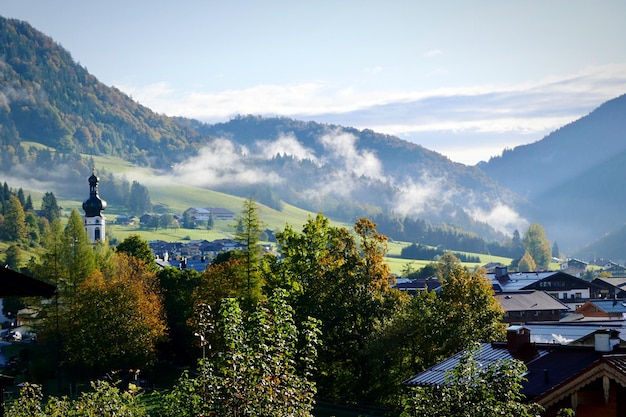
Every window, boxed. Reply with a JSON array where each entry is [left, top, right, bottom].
[[575, 293, 582, 299]]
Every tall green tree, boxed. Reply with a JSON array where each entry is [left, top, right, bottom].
[[40, 191, 60, 224], [269, 214, 403, 402], [160, 289, 320, 417], [128, 181, 151, 215], [233, 197, 265, 304], [522, 223, 551, 270], [61, 209, 96, 306], [158, 267, 201, 363], [367, 256, 504, 405], [552, 241, 560, 259], [116, 234, 155, 268]]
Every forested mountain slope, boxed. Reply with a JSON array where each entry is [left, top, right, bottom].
[[0, 16, 519, 245], [481, 94, 626, 252]]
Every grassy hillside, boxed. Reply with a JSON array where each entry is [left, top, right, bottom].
[[14, 152, 512, 276]]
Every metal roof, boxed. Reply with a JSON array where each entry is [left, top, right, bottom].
[[584, 299, 626, 314], [524, 322, 626, 344], [402, 342, 550, 387]]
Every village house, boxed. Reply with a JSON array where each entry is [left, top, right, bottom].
[[394, 278, 442, 295], [114, 214, 135, 225], [496, 290, 570, 323], [604, 261, 626, 276], [593, 276, 626, 299], [575, 299, 626, 320], [404, 326, 626, 416], [560, 258, 588, 278], [184, 207, 235, 222], [488, 267, 604, 301]]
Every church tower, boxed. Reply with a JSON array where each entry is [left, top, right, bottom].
[[82, 172, 107, 243]]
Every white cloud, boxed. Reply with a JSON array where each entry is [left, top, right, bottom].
[[391, 174, 455, 217], [318, 130, 384, 180], [171, 138, 283, 188], [467, 203, 529, 235], [116, 63, 626, 165], [256, 133, 319, 163]]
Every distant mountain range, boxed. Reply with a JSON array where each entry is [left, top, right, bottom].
[[1, 16, 625, 259]]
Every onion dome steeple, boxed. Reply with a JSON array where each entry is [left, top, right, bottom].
[[82, 172, 107, 217]]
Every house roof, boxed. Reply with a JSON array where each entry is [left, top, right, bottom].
[[394, 278, 442, 293], [488, 270, 596, 292], [0, 266, 56, 298], [578, 299, 626, 314], [403, 326, 626, 409], [495, 290, 570, 312], [524, 322, 626, 344], [595, 276, 626, 289], [521, 345, 605, 401], [403, 341, 550, 387]]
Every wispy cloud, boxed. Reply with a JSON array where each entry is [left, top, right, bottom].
[[466, 203, 529, 235], [118, 63, 626, 164], [423, 49, 443, 58], [318, 130, 383, 180], [256, 133, 319, 163], [170, 138, 283, 188]]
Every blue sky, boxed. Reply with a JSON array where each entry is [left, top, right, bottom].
[[2, 0, 626, 164]]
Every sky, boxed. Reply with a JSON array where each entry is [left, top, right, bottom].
[[2, 0, 626, 165]]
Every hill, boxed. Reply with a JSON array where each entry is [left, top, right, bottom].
[[0, 16, 518, 247], [5, 16, 626, 259], [480, 94, 626, 252]]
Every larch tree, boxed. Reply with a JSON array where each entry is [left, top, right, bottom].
[[61, 209, 96, 305], [518, 250, 537, 272], [3, 195, 27, 242], [522, 223, 551, 270]]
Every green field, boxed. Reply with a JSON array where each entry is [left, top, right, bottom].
[[12, 150, 513, 275]]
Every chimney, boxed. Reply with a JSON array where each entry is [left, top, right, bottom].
[[594, 329, 620, 352], [495, 266, 508, 280], [507, 325, 531, 353]]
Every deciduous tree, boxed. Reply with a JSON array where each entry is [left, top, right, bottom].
[[518, 250, 537, 272], [270, 214, 404, 402], [523, 223, 551, 270], [63, 253, 167, 377], [160, 289, 320, 417], [116, 234, 155, 268]]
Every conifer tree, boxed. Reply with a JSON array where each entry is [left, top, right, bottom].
[[3, 195, 27, 242], [233, 197, 264, 304]]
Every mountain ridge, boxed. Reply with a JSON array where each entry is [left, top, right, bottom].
[[2, 16, 626, 259]]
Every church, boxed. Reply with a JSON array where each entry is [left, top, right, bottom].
[[82, 172, 107, 242]]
